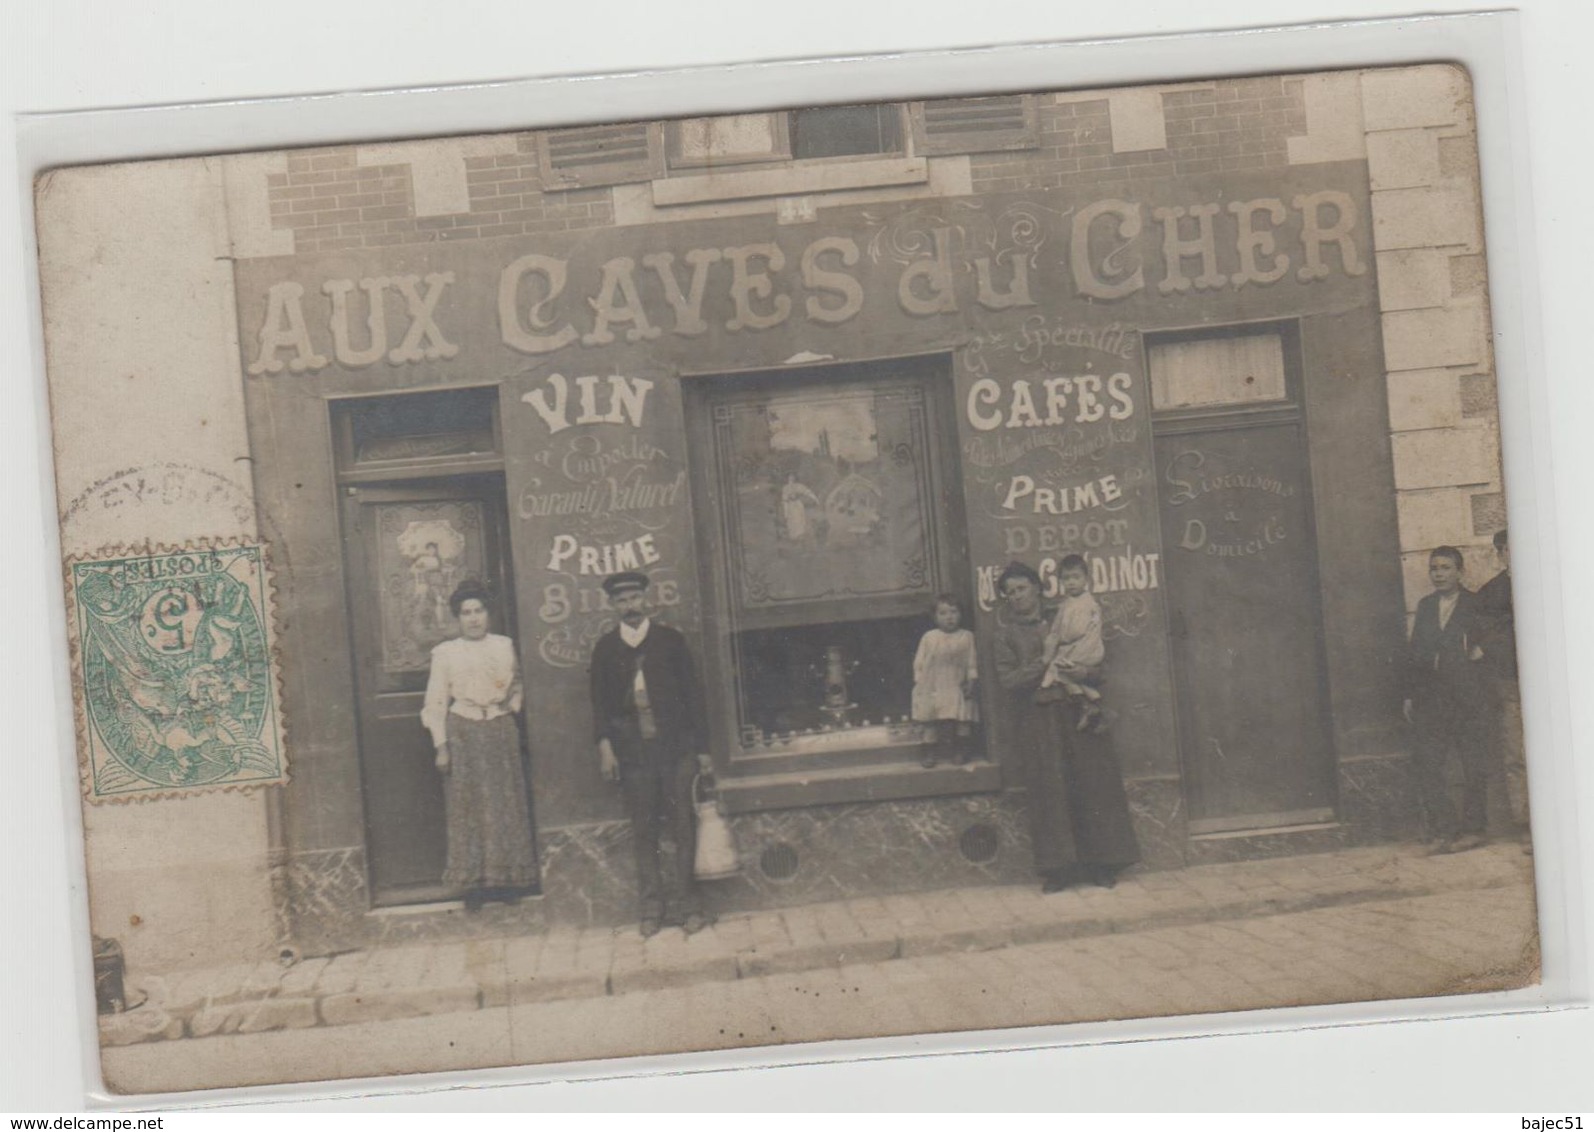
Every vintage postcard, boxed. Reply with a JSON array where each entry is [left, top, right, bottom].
[[35, 63, 1540, 1095]]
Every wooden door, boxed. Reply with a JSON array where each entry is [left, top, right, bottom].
[[340, 477, 525, 903], [1149, 329, 1337, 835]]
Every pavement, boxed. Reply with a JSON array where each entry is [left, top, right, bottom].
[[98, 837, 1539, 1084]]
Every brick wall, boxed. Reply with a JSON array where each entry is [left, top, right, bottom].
[[459, 148, 613, 241], [268, 149, 411, 254], [266, 136, 613, 254], [259, 77, 1311, 255], [968, 78, 1308, 195]]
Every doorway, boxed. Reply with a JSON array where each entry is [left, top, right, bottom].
[[332, 389, 536, 904], [1148, 327, 1338, 835]]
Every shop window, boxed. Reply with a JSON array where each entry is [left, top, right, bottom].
[[686, 358, 971, 768], [1148, 332, 1288, 412]]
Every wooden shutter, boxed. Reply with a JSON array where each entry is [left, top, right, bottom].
[[537, 122, 660, 190], [910, 94, 1040, 155]]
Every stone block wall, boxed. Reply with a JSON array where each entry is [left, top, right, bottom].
[[1359, 65, 1504, 611]]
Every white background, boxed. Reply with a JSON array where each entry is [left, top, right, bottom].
[[4, 0, 1592, 1113]]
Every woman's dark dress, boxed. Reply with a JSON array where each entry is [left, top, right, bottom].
[[994, 607, 1140, 875]]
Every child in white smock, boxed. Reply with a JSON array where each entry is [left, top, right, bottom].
[[1039, 554, 1109, 732]]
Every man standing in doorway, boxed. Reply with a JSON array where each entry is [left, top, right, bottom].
[[1403, 546, 1488, 855], [590, 571, 714, 938], [1476, 528, 1530, 852]]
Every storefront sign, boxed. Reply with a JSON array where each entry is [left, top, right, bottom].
[[239, 187, 1368, 382], [545, 531, 661, 575], [1164, 448, 1299, 559], [521, 374, 653, 433], [999, 473, 1124, 515], [965, 373, 1136, 431], [226, 168, 1378, 822]]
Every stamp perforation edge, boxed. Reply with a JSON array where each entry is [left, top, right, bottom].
[[62, 536, 291, 804]]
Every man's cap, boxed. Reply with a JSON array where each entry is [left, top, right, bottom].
[[602, 571, 650, 597]]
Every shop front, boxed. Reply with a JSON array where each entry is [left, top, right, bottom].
[[237, 136, 1409, 951]]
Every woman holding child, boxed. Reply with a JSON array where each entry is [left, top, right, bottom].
[[993, 559, 1140, 894]]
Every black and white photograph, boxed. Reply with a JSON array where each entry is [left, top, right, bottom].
[[17, 28, 1579, 1106]]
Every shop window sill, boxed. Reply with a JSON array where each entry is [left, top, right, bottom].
[[1186, 808, 1338, 838], [651, 156, 929, 207], [717, 758, 1003, 814]]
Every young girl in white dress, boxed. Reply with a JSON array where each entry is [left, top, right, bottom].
[[911, 593, 979, 768]]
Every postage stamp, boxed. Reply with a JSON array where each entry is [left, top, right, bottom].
[[65, 540, 288, 801]]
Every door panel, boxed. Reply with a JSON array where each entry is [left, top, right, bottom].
[[341, 478, 523, 901], [1155, 422, 1336, 832]]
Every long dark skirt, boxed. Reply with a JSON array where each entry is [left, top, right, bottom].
[[1013, 693, 1141, 873], [1011, 691, 1079, 874], [1055, 697, 1141, 869], [442, 714, 539, 890]]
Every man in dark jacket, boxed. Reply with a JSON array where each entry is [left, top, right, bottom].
[[590, 571, 712, 937], [1402, 546, 1488, 854], [1476, 528, 1530, 847]]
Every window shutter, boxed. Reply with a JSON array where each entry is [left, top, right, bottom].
[[910, 95, 1040, 155], [537, 122, 659, 190]]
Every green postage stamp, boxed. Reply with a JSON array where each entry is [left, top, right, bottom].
[[67, 541, 288, 800]]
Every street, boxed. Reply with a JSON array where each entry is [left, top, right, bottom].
[[103, 869, 1538, 1096]]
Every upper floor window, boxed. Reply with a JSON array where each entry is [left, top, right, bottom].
[[789, 104, 905, 160], [538, 95, 1040, 191], [661, 105, 907, 171], [665, 114, 791, 169]]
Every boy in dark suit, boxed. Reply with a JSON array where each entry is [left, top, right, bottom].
[[1402, 545, 1488, 854], [590, 571, 715, 938]]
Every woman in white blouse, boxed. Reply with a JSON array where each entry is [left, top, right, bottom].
[[421, 581, 539, 910]]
